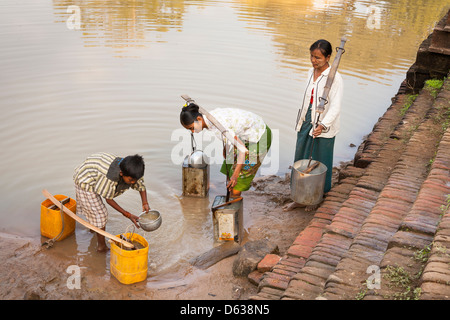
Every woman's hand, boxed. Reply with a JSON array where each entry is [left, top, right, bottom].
[[227, 174, 239, 191], [312, 124, 324, 137], [142, 202, 150, 213]]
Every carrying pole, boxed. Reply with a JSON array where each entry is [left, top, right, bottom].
[[316, 37, 347, 114], [181, 95, 248, 155], [42, 189, 134, 249]]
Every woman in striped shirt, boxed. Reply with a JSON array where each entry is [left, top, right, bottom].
[[73, 152, 149, 252]]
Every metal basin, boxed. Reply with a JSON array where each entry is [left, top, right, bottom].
[[138, 210, 162, 232], [188, 150, 208, 168], [290, 159, 327, 205]]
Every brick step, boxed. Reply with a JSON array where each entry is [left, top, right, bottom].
[[276, 80, 443, 300], [419, 128, 450, 299], [368, 80, 450, 300], [250, 75, 449, 300], [374, 129, 450, 300], [320, 82, 447, 299], [249, 163, 362, 300], [353, 93, 409, 168], [250, 85, 431, 300], [420, 208, 450, 300]]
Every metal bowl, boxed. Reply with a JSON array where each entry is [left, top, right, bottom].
[[188, 150, 208, 168], [138, 210, 162, 232]]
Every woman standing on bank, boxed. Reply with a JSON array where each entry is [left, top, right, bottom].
[[284, 39, 344, 211]]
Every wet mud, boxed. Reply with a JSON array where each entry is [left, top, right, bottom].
[[0, 172, 341, 300]]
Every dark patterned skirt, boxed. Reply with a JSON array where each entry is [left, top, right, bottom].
[[294, 104, 335, 193]]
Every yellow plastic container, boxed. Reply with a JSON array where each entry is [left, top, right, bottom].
[[110, 233, 149, 284], [40, 195, 77, 241]]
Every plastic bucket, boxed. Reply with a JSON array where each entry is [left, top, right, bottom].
[[110, 233, 149, 284], [40, 195, 76, 241], [290, 159, 327, 205]]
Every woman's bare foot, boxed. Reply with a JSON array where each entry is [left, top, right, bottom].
[[97, 245, 109, 253], [282, 202, 306, 212], [305, 204, 319, 212]]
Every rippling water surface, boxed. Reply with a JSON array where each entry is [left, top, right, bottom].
[[1, 0, 448, 278]]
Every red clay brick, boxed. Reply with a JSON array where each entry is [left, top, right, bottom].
[[293, 227, 323, 246], [279, 257, 305, 269], [259, 273, 290, 290], [288, 244, 313, 259], [257, 254, 281, 273], [248, 270, 264, 286]]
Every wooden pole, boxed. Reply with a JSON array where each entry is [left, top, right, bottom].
[[316, 37, 347, 114], [181, 95, 248, 155], [42, 189, 134, 249], [308, 37, 347, 167]]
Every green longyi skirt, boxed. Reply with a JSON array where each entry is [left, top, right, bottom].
[[220, 125, 272, 192]]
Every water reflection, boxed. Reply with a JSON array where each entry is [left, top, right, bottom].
[[233, 0, 447, 80], [52, 0, 448, 78], [53, 0, 187, 53]]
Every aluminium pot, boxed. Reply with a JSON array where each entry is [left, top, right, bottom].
[[290, 159, 327, 206], [138, 210, 162, 232], [188, 150, 208, 168]]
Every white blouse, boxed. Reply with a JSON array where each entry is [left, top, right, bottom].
[[204, 108, 266, 145], [295, 67, 344, 138]]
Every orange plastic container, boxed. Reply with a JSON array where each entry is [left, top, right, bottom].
[[40, 194, 76, 241], [110, 233, 149, 284]]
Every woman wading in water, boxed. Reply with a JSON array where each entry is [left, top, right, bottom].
[[180, 103, 272, 197], [284, 39, 344, 212]]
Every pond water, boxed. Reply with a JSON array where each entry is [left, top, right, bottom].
[[0, 0, 448, 278]]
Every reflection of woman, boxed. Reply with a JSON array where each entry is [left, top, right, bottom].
[[180, 104, 272, 198], [284, 39, 344, 211]]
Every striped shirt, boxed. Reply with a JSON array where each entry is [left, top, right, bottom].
[[73, 152, 146, 200]]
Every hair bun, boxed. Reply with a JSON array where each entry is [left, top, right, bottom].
[[183, 102, 199, 112], [180, 102, 201, 126]]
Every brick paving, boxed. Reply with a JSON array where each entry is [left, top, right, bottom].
[[250, 74, 450, 300]]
